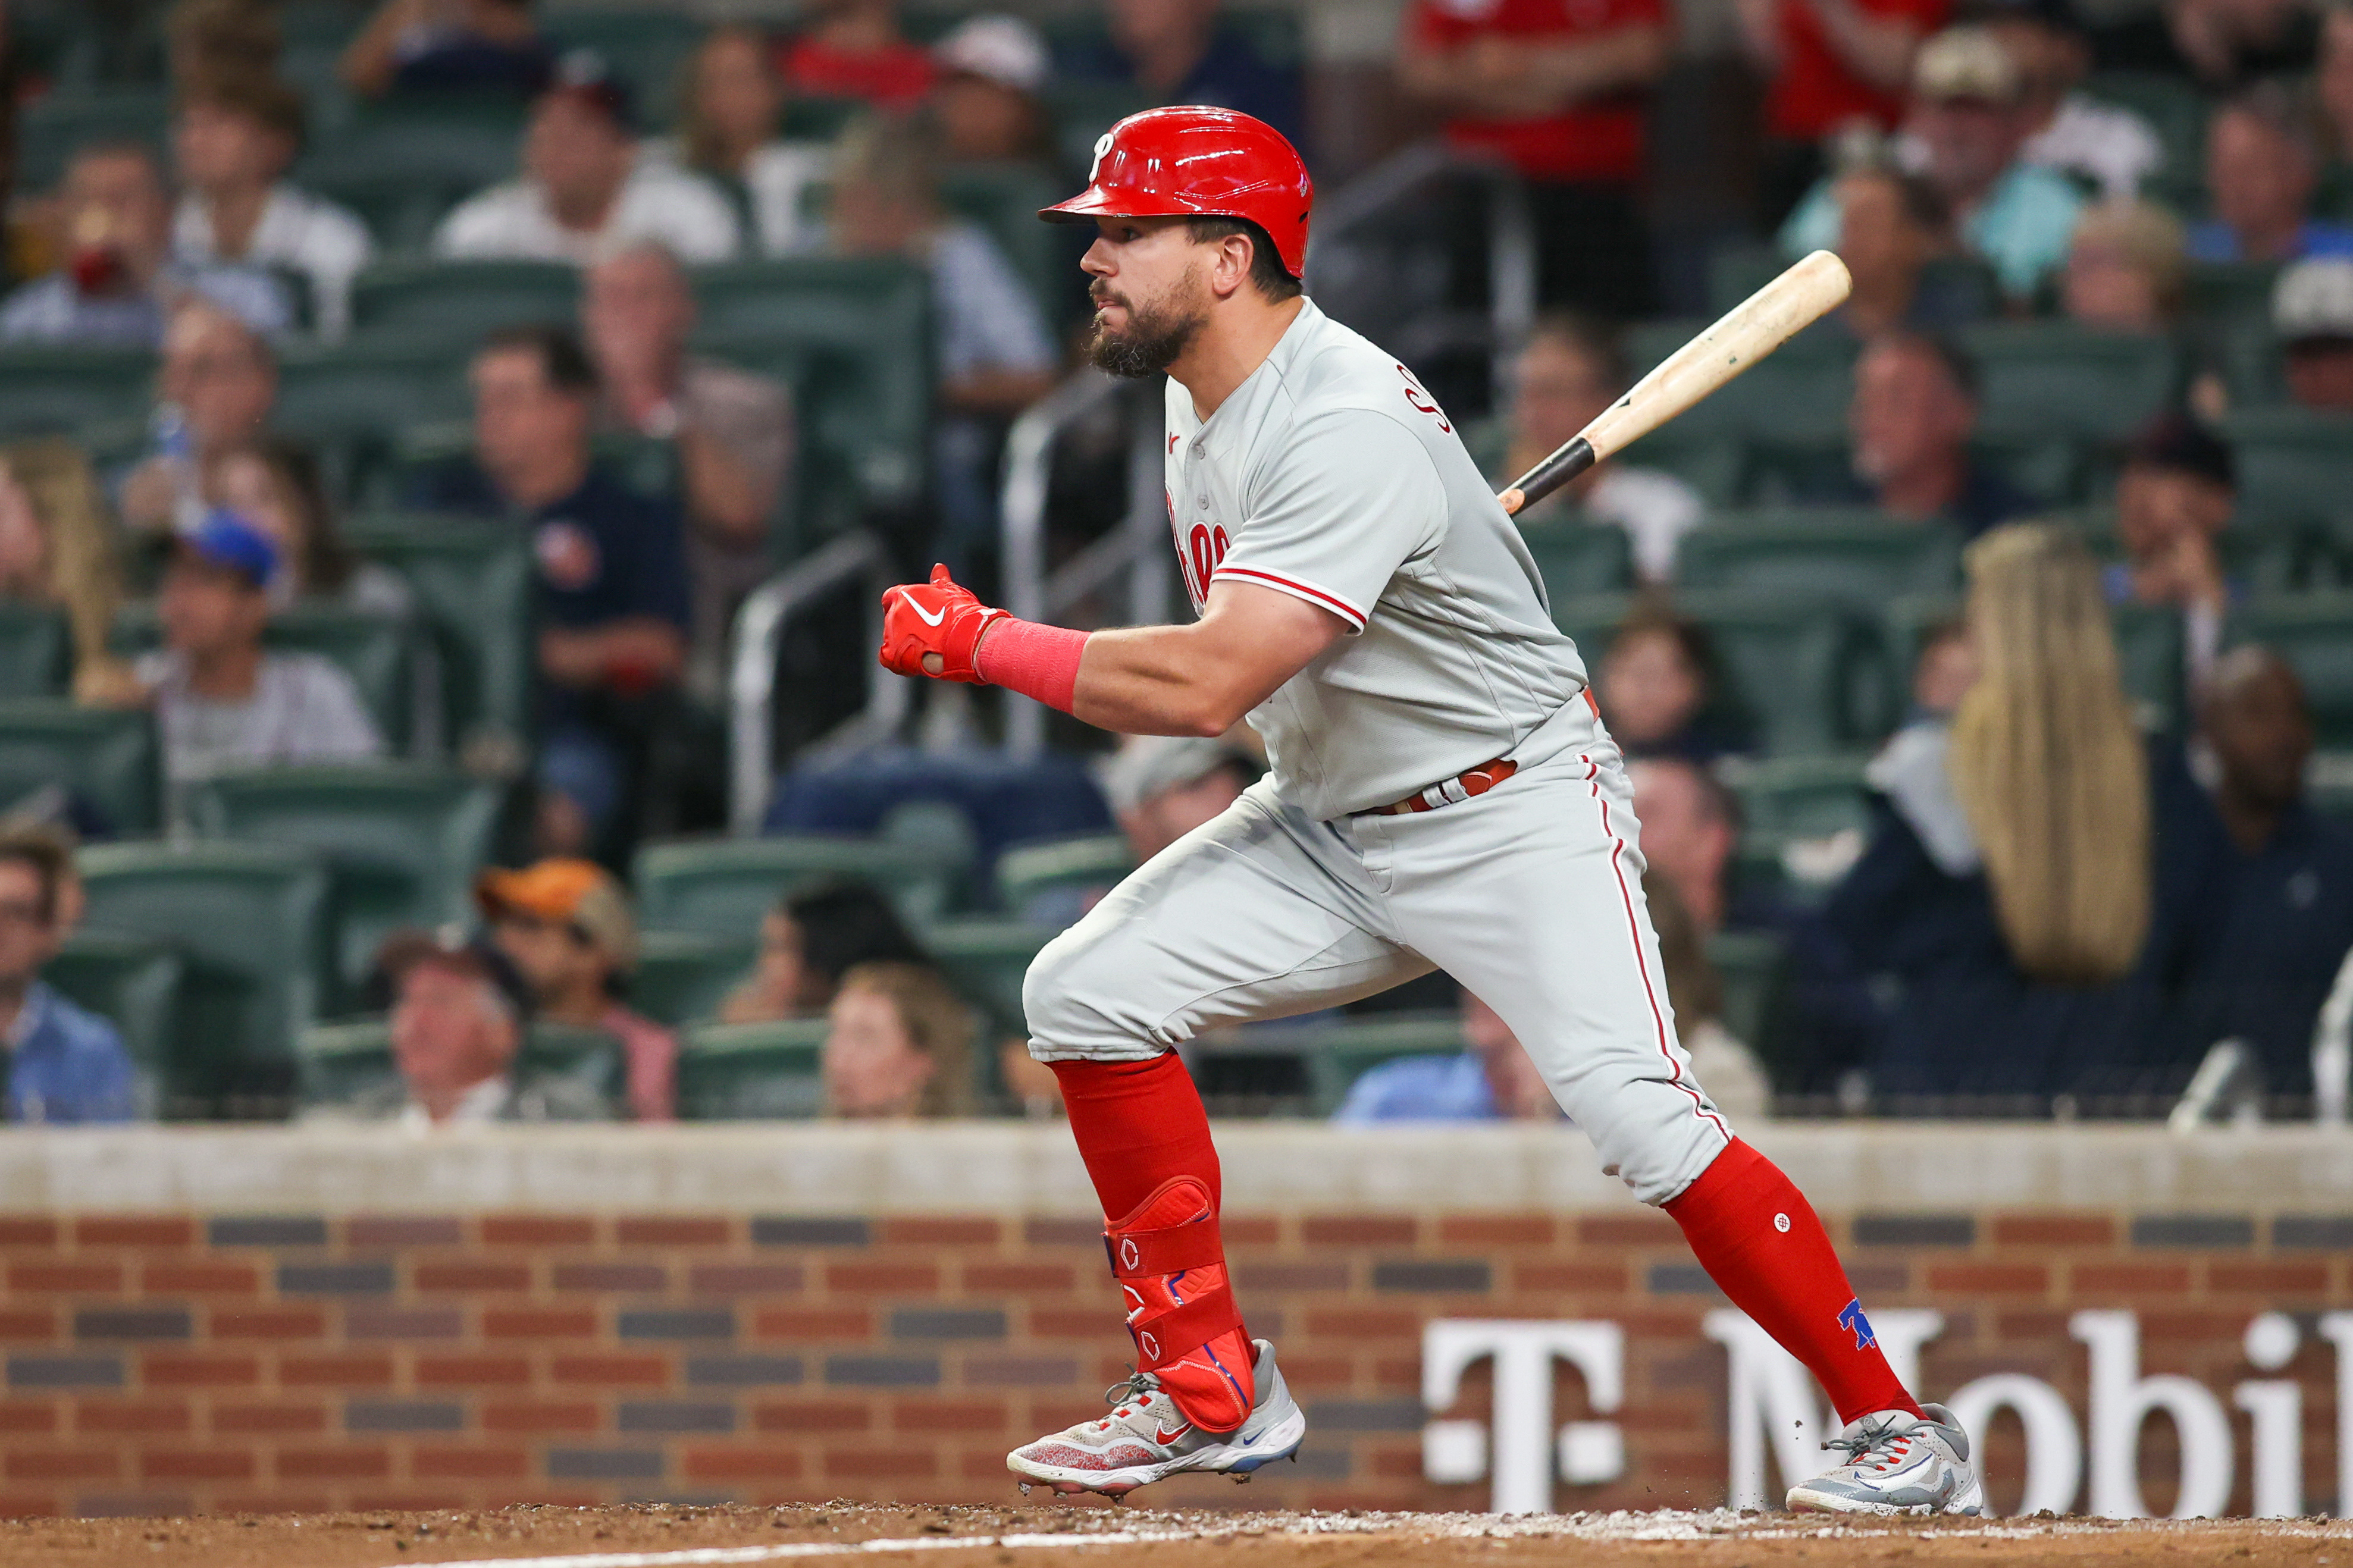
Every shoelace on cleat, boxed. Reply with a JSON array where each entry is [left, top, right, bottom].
[[1095, 1368, 1161, 1430], [1821, 1415, 1918, 1473]]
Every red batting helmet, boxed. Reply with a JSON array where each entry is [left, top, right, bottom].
[[1039, 106, 1314, 278]]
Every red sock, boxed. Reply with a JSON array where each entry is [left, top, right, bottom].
[[1665, 1139, 1921, 1426], [1050, 1055, 1254, 1432]]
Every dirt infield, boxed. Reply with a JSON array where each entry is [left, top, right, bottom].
[[3, 1502, 2348, 1568]]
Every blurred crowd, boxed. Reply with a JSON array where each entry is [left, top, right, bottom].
[[0, 0, 2348, 1125]]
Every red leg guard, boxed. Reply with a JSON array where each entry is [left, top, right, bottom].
[[1051, 1056, 1254, 1432], [1665, 1138, 1922, 1426]]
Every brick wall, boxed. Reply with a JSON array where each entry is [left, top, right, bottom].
[[1, 1202, 2348, 1520]]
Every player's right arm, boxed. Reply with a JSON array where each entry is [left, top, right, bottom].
[[1066, 582, 1347, 738]]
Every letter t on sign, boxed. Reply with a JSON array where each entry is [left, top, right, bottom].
[[1423, 1320, 1625, 1514]]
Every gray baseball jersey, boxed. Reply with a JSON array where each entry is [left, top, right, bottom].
[[1164, 299, 1590, 819]]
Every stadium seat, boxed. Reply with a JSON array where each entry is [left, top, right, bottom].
[[274, 340, 474, 503], [2232, 594, 2353, 747], [45, 930, 181, 1117], [1569, 589, 1893, 755], [2082, 72, 2209, 208], [294, 1019, 624, 1112], [184, 764, 505, 999], [1626, 319, 1854, 448], [634, 835, 963, 940], [939, 164, 1069, 317], [1673, 512, 1963, 603], [1305, 1014, 1468, 1115], [544, 10, 704, 126], [0, 349, 155, 438], [2111, 601, 2189, 734], [0, 700, 161, 835], [1042, 81, 1155, 174], [15, 87, 170, 187], [340, 516, 532, 752], [347, 259, 581, 343], [1707, 245, 1998, 322], [0, 604, 70, 700], [675, 1018, 827, 1119], [925, 918, 1054, 1038], [296, 96, 524, 200], [1722, 752, 1873, 838], [113, 601, 419, 752], [1707, 929, 1789, 1070], [2223, 407, 2353, 531], [76, 840, 331, 1109], [995, 833, 1132, 924], [690, 256, 933, 531], [1959, 324, 2179, 446], [1517, 518, 1636, 599], [632, 930, 757, 1027], [2186, 260, 2283, 330]]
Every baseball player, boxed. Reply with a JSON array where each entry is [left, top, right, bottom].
[[879, 106, 1980, 1516]]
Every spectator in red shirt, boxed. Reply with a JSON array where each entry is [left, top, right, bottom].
[[1736, 0, 1949, 223], [777, 0, 936, 109], [1398, 0, 1675, 319]]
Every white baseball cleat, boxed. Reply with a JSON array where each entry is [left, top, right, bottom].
[[1006, 1338, 1306, 1498], [1786, 1402, 1984, 1516]]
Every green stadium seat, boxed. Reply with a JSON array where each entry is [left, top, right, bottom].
[[184, 764, 504, 999], [2082, 72, 2208, 207], [1707, 929, 1789, 1073], [45, 930, 181, 1117], [996, 833, 1132, 921], [1958, 323, 2179, 446], [1626, 319, 1854, 447], [632, 930, 757, 1027], [676, 1018, 827, 1119], [1306, 1014, 1467, 1115], [0, 604, 70, 699], [297, 96, 524, 196], [1042, 81, 1154, 175], [926, 918, 1054, 1038], [339, 517, 532, 753], [2232, 594, 2353, 747], [16, 87, 170, 187], [0, 700, 160, 834], [1517, 518, 1635, 598], [2223, 407, 2353, 531], [690, 256, 932, 529], [113, 601, 419, 751], [347, 259, 581, 343], [1722, 752, 1873, 837], [0, 349, 154, 437], [1674, 512, 1963, 603], [939, 164, 1069, 316], [294, 1018, 624, 1112], [1708, 246, 1998, 322], [544, 11, 703, 125], [77, 840, 330, 1110], [2112, 601, 2188, 733], [2186, 260, 2283, 329], [275, 339, 473, 443], [634, 834, 963, 940], [1601, 590, 1895, 755], [1615, 430, 1748, 509]]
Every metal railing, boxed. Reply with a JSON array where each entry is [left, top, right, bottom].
[[727, 528, 907, 835], [997, 370, 1171, 758]]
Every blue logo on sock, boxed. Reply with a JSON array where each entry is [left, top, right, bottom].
[[1838, 1297, 1876, 1351]]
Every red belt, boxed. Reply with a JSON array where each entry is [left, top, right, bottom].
[[1355, 757, 1518, 817]]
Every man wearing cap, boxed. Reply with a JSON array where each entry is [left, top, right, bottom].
[[433, 54, 742, 265], [876, 106, 1978, 1515], [929, 15, 1054, 165], [319, 932, 610, 1126], [1782, 25, 2085, 300], [127, 512, 382, 816], [479, 858, 676, 1121], [2274, 257, 2353, 412]]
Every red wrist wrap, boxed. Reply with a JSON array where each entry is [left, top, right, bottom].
[[975, 618, 1087, 714]]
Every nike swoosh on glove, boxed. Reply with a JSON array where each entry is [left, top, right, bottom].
[[879, 563, 1007, 683]]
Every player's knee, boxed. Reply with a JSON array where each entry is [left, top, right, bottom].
[[1019, 924, 1127, 1061]]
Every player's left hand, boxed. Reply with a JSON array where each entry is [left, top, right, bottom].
[[879, 563, 1007, 683]]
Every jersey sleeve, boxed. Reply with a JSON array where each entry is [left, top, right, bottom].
[[1211, 409, 1443, 635]]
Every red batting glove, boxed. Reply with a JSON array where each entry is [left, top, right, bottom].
[[879, 564, 1007, 683]]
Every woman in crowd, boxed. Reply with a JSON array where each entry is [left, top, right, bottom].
[[821, 959, 973, 1119], [1594, 600, 1748, 762], [205, 438, 411, 613], [0, 439, 135, 705], [1824, 522, 2227, 1104], [2063, 199, 2191, 331], [720, 878, 927, 1023], [667, 26, 830, 258]]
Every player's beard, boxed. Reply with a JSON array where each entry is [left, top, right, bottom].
[[1086, 272, 1210, 379]]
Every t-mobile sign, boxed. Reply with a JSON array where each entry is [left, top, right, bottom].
[[1421, 1312, 2353, 1517]]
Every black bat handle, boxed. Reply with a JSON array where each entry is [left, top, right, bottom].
[[1499, 436, 1596, 516]]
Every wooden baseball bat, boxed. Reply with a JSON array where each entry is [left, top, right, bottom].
[[1498, 249, 1854, 516]]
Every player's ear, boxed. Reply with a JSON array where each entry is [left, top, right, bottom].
[[1207, 230, 1255, 301]]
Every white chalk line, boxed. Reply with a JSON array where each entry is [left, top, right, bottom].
[[378, 1507, 2353, 1568]]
